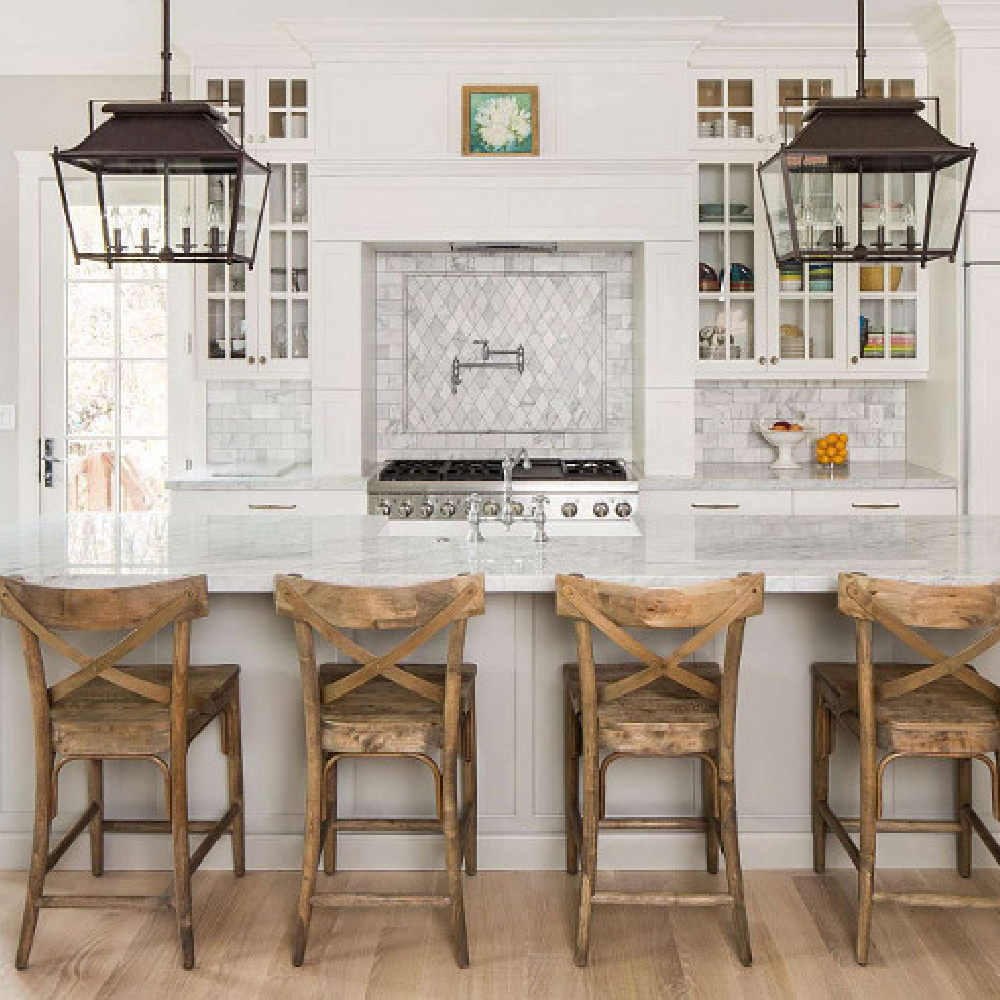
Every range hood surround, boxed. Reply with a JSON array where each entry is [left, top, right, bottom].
[[310, 158, 697, 478]]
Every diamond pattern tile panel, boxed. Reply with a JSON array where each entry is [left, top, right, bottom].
[[405, 273, 606, 433]]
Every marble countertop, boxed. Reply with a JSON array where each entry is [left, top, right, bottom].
[[166, 465, 370, 491], [640, 462, 957, 491], [0, 512, 994, 594]]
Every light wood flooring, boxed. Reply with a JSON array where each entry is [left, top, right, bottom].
[[4, 868, 1000, 998]]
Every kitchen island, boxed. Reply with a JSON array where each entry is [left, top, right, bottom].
[[1, 512, 998, 874]]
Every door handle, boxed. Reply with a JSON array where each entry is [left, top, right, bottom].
[[40, 438, 62, 488], [248, 503, 298, 510], [851, 502, 900, 510], [690, 502, 740, 510]]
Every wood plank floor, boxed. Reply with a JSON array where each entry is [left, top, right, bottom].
[[3, 868, 1000, 998]]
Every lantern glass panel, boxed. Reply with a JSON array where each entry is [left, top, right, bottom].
[[928, 157, 971, 252], [759, 156, 794, 259]]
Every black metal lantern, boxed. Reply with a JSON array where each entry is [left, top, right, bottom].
[[52, 0, 269, 268], [758, 1, 975, 267]]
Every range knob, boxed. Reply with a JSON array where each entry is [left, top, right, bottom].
[[615, 501, 633, 519], [483, 500, 500, 517], [398, 500, 414, 518], [419, 501, 434, 519], [511, 500, 525, 517], [561, 502, 578, 519], [378, 499, 391, 516], [440, 500, 457, 518], [593, 502, 610, 518]]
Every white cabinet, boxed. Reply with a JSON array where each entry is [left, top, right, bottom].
[[195, 68, 314, 152], [791, 488, 957, 515], [192, 67, 314, 379], [642, 490, 793, 516], [170, 490, 366, 516], [693, 66, 929, 380]]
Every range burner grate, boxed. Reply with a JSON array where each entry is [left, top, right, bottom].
[[378, 458, 628, 483]]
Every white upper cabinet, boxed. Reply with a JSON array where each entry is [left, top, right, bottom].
[[693, 64, 930, 380], [195, 68, 314, 152]]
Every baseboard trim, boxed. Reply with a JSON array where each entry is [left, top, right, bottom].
[[0, 829, 993, 872]]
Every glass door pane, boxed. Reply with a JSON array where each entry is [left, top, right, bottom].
[[268, 162, 308, 363]]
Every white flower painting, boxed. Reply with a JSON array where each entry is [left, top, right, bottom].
[[463, 86, 538, 155]]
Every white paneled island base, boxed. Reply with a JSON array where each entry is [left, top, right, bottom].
[[2, 513, 1000, 873]]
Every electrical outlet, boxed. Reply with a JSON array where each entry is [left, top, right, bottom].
[[0, 404, 15, 431], [869, 404, 884, 429]]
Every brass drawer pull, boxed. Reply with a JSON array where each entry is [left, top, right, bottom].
[[691, 502, 740, 510], [248, 503, 298, 511], [851, 502, 901, 510]]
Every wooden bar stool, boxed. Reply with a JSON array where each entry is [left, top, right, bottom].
[[814, 572, 1000, 965], [557, 572, 765, 967], [0, 575, 244, 971], [274, 573, 485, 968]]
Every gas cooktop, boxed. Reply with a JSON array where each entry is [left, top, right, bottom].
[[378, 458, 628, 483]]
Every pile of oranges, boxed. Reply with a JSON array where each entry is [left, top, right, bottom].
[[815, 432, 848, 466]]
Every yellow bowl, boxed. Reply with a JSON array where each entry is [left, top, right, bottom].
[[860, 266, 903, 293]]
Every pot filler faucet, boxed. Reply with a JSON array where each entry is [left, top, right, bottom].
[[467, 450, 548, 543]]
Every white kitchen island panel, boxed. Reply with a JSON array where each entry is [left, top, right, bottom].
[[1, 513, 1000, 873]]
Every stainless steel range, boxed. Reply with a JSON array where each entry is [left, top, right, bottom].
[[369, 457, 638, 523]]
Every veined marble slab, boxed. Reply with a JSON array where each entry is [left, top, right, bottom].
[[0, 512, 993, 594], [640, 461, 956, 491]]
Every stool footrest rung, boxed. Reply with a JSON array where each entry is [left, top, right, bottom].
[[874, 891, 1000, 909], [599, 816, 709, 830], [593, 890, 733, 907], [329, 818, 442, 832], [39, 893, 171, 910], [311, 892, 450, 909]]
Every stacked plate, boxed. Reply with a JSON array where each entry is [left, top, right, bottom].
[[780, 323, 806, 359]]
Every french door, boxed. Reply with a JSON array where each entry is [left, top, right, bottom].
[[39, 181, 170, 517]]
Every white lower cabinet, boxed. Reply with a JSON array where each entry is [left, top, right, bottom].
[[791, 488, 957, 516], [642, 490, 793, 516], [169, 490, 366, 515]]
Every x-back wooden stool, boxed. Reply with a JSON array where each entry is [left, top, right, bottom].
[[274, 573, 485, 968], [0, 575, 244, 970], [557, 572, 765, 967], [814, 572, 1000, 964]]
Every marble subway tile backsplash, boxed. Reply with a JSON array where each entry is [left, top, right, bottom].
[[206, 380, 311, 466], [696, 380, 906, 464], [376, 250, 634, 461]]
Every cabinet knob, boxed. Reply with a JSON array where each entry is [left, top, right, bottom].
[[769, 356, 778, 365], [758, 356, 767, 365], [247, 356, 256, 365], [259, 356, 267, 365], [850, 355, 859, 365]]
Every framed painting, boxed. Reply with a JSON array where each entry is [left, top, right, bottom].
[[461, 85, 539, 156]]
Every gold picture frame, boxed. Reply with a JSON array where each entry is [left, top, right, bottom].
[[462, 85, 539, 156]]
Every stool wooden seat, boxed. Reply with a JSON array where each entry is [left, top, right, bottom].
[[557, 572, 765, 968], [564, 662, 722, 754], [0, 575, 245, 972], [813, 573, 1000, 966], [275, 573, 485, 969], [319, 663, 476, 754]]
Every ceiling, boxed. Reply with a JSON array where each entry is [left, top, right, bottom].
[[0, 1, 949, 75]]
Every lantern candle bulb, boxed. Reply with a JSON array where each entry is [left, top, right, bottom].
[[137, 210, 152, 255], [179, 208, 193, 253], [208, 204, 222, 253], [109, 210, 124, 253], [905, 203, 916, 249], [875, 204, 888, 249], [833, 204, 845, 250]]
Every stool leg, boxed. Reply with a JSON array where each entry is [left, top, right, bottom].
[[574, 751, 598, 967], [87, 759, 104, 877], [956, 757, 972, 879], [16, 751, 54, 970], [718, 777, 752, 966], [169, 755, 195, 970], [462, 695, 478, 876], [323, 757, 338, 876], [812, 678, 831, 874], [443, 734, 470, 967], [225, 691, 246, 878], [702, 757, 719, 875], [564, 686, 580, 876], [292, 749, 323, 967]]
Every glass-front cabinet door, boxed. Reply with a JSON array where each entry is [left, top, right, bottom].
[[694, 73, 766, 149], [772, 73, 840, 143], [697, 162, 768, 372], [263, 162, 310, 372]]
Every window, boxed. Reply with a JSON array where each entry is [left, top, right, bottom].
[[64, 225, 169, 513]]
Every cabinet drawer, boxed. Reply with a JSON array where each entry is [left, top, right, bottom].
[[791, 489, 957, 516], [169, 490, 366, 516], [642, 490, 793, 516]]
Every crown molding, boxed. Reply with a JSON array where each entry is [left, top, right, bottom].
[[914, 2, 1000, 51], [310, 157, 694, 179], [282, 16, 721, 61]]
